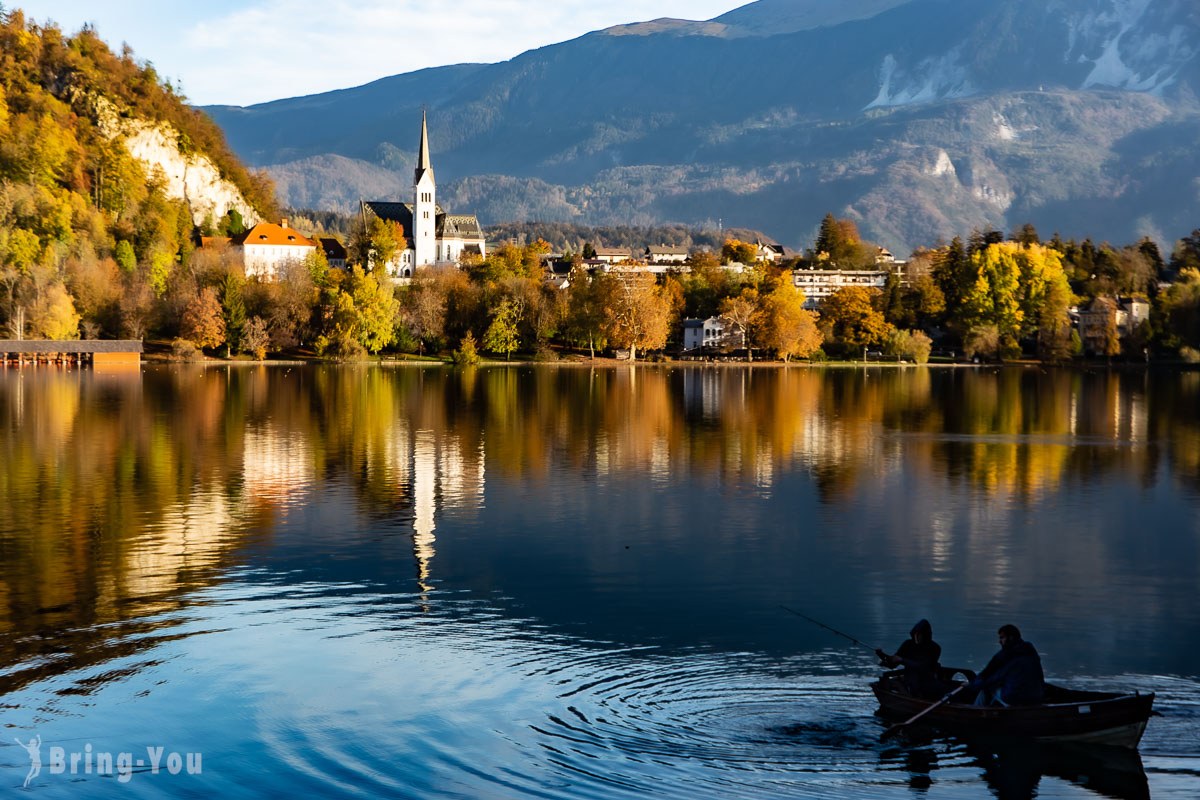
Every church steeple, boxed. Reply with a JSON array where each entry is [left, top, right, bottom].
[[413, 109, 437, 268], [415, 108, 434, 185]]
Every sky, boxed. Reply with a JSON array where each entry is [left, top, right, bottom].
[[17, 1, 744, 107]]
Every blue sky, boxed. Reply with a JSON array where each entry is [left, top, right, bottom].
[[17, 1, 744, 106]]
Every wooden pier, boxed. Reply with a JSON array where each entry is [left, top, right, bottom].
[[0, 340, 142, 367]]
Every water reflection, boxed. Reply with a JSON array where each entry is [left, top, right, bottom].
[[0, 364, 1198, 798]]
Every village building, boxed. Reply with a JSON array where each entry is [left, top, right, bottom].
[[646, 245, 690, 265], [229, 219, 318, 280], [318, 237, 348, 269], [792, 268, 889, 310], [682, 317, 739, 352], [362, 112, 485, 277], [593, 247, 634, 265], [1077, 296, 1151, 354], [756, 242, 786, 264]]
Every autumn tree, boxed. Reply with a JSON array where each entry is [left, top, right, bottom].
[[810, 213, 876, 269], [182, 287, 226, 349], [405, 267, 449, 354], [602, 273, 670, 361], [721, 239, 758, 265], [348, 269, 398, 353], [563, 272, 608, 359], [719, 290, 760, 361], [244, 316, 269, 360], [754, 279, 822, 361], [885, 329, 932, 364], [483, 297, 522, 360], [819, 286, 892, 356], [28, 283, 80, 339]]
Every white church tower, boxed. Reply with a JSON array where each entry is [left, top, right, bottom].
[[413, 110, 437, 267]]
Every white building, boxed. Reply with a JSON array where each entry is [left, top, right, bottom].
[[364, 112, 486, 277], [792, 268, 889, 310], [682, 317, 734, 351], [594, 247, 634, 265], [230, 219, 318, 280], [646, 245, 689, 264]]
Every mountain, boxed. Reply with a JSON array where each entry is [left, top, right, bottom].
[[204, 0, 1200, 253]]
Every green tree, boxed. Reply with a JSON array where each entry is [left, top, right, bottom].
[[220, 272, 246, 354], [484, 298, 521, 360], [349, 270, 398, 353], [114, 240, 136, 273], [452, 331, 482, 366]]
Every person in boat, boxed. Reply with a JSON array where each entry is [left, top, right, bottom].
[[876, 619, 943, 698], [969, 624, 1045, 707]]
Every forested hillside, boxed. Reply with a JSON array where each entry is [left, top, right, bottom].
[[0, 10, 275, 339]]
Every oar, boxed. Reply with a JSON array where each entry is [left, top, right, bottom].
[[881, 684, 967, 741], [778, 605, 880, 655]]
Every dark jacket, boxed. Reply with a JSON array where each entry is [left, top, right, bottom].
[[892, 620, 942, 698], [895, 638, 942, 672], [969, 639, 1045, 705]]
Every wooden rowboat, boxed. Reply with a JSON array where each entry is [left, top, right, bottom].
[[872, 669, 1155, 749]]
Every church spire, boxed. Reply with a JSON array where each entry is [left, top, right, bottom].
[[415, 108, 433, 184]]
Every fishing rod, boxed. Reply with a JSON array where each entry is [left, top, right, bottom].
[[779, 605, 880, 655]]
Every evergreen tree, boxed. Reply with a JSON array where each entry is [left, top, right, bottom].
[[220, 272, 246, 354]]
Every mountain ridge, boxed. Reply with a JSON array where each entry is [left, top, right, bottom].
[[203, 0, 1200, 252]]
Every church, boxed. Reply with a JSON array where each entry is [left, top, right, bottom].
[[362, 112, 486, 277]]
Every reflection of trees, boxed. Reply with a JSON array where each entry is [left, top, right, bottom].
[[2, 364, 1197, 697]]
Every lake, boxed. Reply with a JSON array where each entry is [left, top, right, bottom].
[[1, 364, 1198, 798]]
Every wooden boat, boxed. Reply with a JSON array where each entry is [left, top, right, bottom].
[[872, 668, 1155, 749]]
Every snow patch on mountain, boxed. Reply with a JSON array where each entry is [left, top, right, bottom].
[[926, 150, 956, 177], [1077, 0, 1183, 92], [865, 50, 974, 109]]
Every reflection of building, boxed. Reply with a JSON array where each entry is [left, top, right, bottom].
[[242, 425, 314, 504], [388, 427, 486, 591]]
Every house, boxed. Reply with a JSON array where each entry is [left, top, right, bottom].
[[756, 242, 785, 264], [1078, 296, 1151, 354], [363, 111, 486, 277], [318, 237, 348, 269], [682, 317, 736, 352], [646, 245, 689, 265], [792, 268, 889, 310], [594, 247, 634, 265], [230, 219, 318, 280], [876, 247, 897, 265]]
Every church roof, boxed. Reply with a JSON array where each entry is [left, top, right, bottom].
[[414, 110, 434, 186], [362, 202, 483, 243], [440, 214, 483, 240]]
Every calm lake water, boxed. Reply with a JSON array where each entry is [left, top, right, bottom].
[[1, 364, 1198, 799]]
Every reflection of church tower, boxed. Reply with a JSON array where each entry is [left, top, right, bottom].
[[413, 110, 437, 268], [413, 430, 437, 592]]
